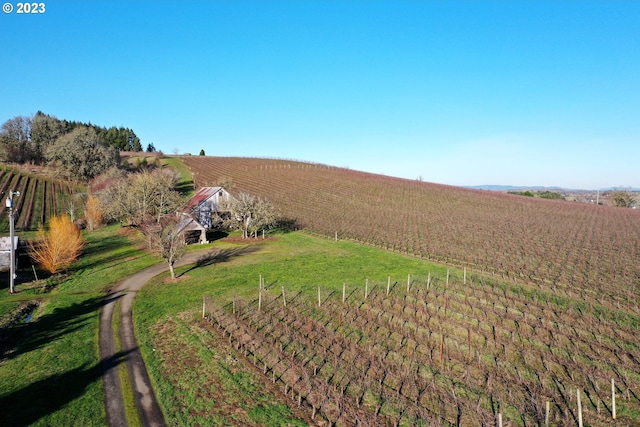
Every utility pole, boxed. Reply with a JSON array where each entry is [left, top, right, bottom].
[[6, 190, 20, 294]]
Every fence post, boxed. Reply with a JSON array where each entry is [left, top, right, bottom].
[[387, 276, 391, 296], [407, 274, 411, 292], [202, 296, 206, 318], [545, 401, 549, 426], [612, 378, 616, 419], [577, 388, 583, 427], [282, 286, 287, 307]]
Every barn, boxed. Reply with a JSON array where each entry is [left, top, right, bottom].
[[175, 213, 208, 245], [182, 186, 232, 229]]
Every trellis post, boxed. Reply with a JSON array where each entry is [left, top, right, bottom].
[[577, 388, 583, 427], [612, 378, 616, 419], [258, 275, 262, 311], [545, 401, 549, 426]]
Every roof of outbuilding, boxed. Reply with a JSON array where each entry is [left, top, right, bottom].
[[176, 214, 206, 233], [184, 186, 224, 210]]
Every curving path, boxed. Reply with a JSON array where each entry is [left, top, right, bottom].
[[99, 251, 211, 427]]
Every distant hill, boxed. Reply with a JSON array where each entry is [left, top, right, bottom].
[[468, 184, 640, 192], [180, 156, 640, 306], [467, 185, 569, 191]]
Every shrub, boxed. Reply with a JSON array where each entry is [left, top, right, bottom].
[[84, 195, 103, 231], [29, 215, 85, 274]]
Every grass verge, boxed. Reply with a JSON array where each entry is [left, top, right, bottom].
[[0, 224, 159, 426]]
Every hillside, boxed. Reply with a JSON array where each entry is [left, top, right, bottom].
[[181, 156, 640, 310], [0, 166, 78, 232]]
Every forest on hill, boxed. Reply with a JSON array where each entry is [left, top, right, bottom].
[[181, 156, 640, 311], [0, 112, 154, 182], [0, 111, 144, 157]]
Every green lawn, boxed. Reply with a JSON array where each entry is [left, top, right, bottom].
[[0, 226, 489, 426], [0, 224, 159, 427], [135, 231, 453, 426], [162, 156, 196, 197]]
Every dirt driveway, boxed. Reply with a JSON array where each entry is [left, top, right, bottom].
[[99, 251, 211, 427]]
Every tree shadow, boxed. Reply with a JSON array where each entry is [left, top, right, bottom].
[[273, 217, 300, 233], [0, 293, 122, 361], [180, 246, 261, 276], [206, 229, 228, 242], [0, 349, 133, 426], [175, 177, 195, 196], [71, 234, 143, 273]]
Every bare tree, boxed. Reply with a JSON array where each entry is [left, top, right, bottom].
[[99, 168, 181, 225], [142, 214, 186, 280], [0, 115, 33, 163], [84, 194, 104, 231], [216, 192, 277, 239]]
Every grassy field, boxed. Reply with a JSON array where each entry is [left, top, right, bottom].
[[135, 230, 640, 426], [134, 231, 467, 426], [0, 224, 159, 426]]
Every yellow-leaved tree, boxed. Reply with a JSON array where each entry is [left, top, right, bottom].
[[30, 215, 85, 274], [84, 194, 103, 231]]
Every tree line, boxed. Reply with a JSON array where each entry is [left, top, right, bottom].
[[0, 112, 153, 181]]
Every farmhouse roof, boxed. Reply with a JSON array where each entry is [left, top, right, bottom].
[[184, 186, 225, 210]]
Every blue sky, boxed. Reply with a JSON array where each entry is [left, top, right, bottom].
[[1, 1, 638, 189]]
